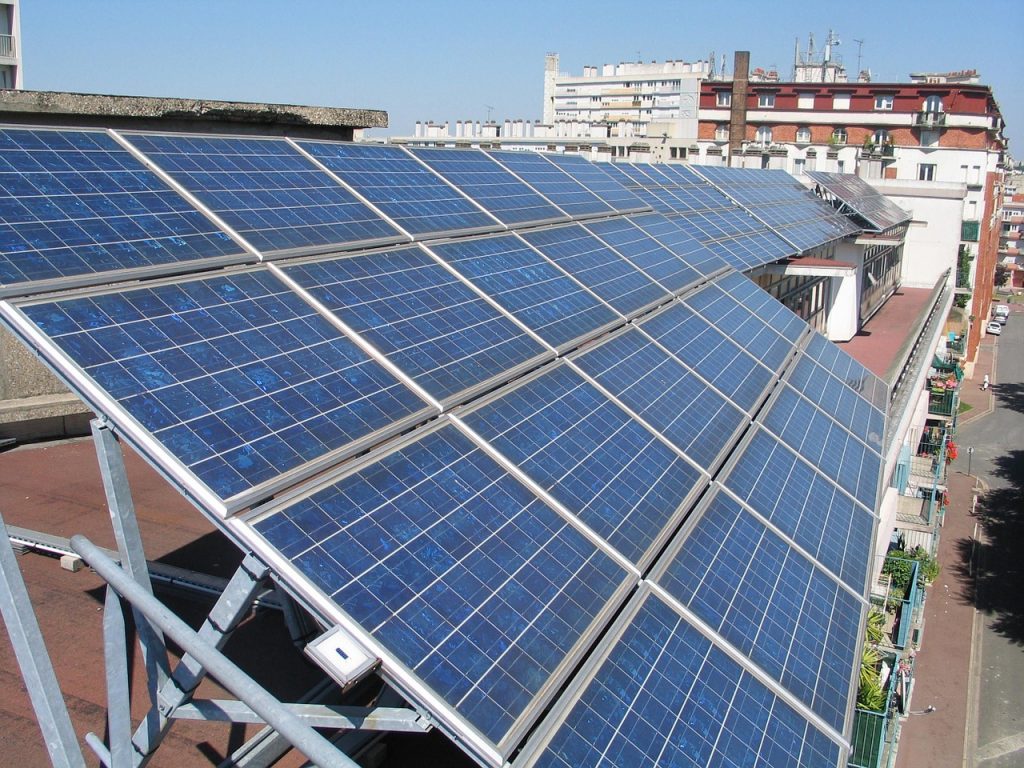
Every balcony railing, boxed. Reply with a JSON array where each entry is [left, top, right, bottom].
[[0, 35, 14, 59], [961, 220, 980, 242], [913, 111, 947, 128]]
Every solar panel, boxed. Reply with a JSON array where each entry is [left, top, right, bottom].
[[406, 147, 568, 226], [122, 133, 405, 255], [14, 269, 433, 511], [521, 588, 843, 768], [603, 163, 797, 269], [683, 280, 799, 373], [637, 303, 777, 413], [519, 224, 669, 317], [652, 490, 863, 733], [572, 328, 746, 468], [693, 166, 860, 252], [541, 154, 649, 213], [806, 332, 889, 410], [723, 428, 875, 592], [428, 234, 620, 351], [459, 364, 703, 568], [253, 422, 632, 759], [281, 246, 550, 405], [626, 212, 731, 275], [0, 127, 246, 295], [294, 141, 502, 238], [761, 385, 882, 510], [716, 269, 809, 343], [485, 150, 614, 218], [583, 217, 702, 293], [786, 354, 885, 451], [807, 171, 910, 232]]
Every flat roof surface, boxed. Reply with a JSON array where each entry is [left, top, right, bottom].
[[838, 286, 937, 378]]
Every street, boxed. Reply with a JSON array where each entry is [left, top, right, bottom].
[[954, 307, 1024, 768]]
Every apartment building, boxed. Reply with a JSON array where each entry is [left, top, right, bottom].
[[0, 0, 20, 89]]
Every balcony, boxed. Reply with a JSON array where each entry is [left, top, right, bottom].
[[913, 111, 947, 128], [0, 35, 13, 59], [961, 220, 980, 242], [928, 377, 959, 418]]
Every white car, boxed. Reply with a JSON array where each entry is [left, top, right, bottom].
[[986, 321, 1003, 336]]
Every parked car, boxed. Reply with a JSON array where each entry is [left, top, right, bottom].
[[986, 321, 1003, 336], [994, 312, 1008, 325]]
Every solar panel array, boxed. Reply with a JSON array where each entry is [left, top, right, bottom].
[[806, 170, 911, 233], [601, 162, 797, 270], [693, 166, 861, 253], [0, 125, 888, 768]]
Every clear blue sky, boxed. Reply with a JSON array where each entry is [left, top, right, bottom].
[[21, 0, 1024, 155]]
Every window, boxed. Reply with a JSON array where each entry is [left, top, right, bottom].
[[794, 158, 806, 175], [874, 94, 895, 110], [796, 126, 811, 143], [872, 129, 890, 145], [716, 91, 731, 107], [918, 163, 937, 181], [833, 94, 851, 110], [831, 127, 848, 145], [923, 95, 943, 113], [837, 160, 846, 173], [797, 92, 815, 109], [755, 125, 773, 144], [715, 123, 729, 141], [758, 92, 776, 108]]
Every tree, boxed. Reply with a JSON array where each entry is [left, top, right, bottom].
[[995, 263, 1010, 288]]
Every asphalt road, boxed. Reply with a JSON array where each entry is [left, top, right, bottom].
[[954, 310, 1024, 768]]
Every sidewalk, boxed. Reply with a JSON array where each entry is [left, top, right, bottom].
[[893, 335, 996, 768]]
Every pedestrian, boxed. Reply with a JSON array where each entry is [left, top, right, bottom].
[[982, 373, 990, 391]]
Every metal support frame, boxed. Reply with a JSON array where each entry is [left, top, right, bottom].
[[3, 419, 430, 767], [85, 420, 428, 766], [0, 509, 87, 768], [72, 534, 361, 768]]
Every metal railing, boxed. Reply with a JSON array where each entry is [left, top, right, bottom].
[[0, 34, 14, 58], [912, 111, 946, 128], [961, 220, 980, 242], [848, 653, 904, 768]]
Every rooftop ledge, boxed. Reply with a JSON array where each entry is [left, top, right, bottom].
[[0, 89, 388, 135]]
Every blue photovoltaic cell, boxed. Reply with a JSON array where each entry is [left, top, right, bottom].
[[583, 218, 701, 293], [406, 147, 568, 226], [762, 386, 882, 509], [532, 591, 842, 768], [787, 355, 885, 451], [542, 154, 649, 213], [656, 492, 861, 732], [693, 166, 859, 252], [627, 212, 731, 275], [486, 150, 614, 218], [724, 428, 875, 592], [683, 282, 797, 373], [716, 269, 809, 343], [519, 225, 669, 316], [20, 270, 430, 502], [295, 141, 500, 237], [429, 234, 618, 351], [806, 331, 889, 410], [461, 364, 703, 566], [253, 424, 629, 750], [573, 329, 745, 467], [124, 133, 403, 254], [282, 246, 548, 403], [638, 303, 775, 413], [0, 128, 244, 290]]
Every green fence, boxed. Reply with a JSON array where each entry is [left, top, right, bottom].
[[848, 653, 901, 768]]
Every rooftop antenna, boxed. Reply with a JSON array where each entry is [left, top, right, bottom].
[[484, 104, 495, 122], [853, 38, 865, 76]]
